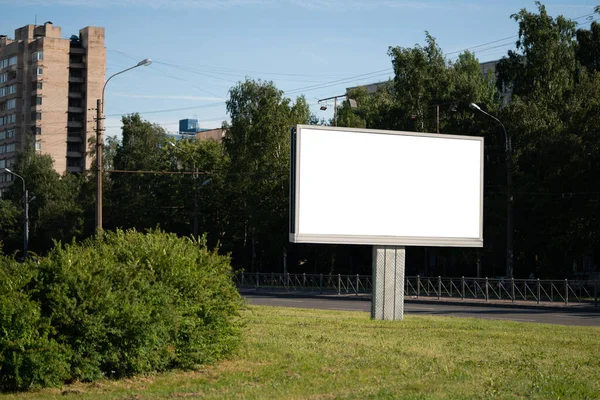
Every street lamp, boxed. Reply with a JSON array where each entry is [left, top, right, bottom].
[[3, 168, 30, 259], [96, 58, 152, 235], [469, 103, 514, 279], [317, 94, 357, 126]]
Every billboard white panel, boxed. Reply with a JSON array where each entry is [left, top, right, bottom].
[[289, 125, 484, 247]]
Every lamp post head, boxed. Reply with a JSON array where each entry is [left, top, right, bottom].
[[4, 168, 11, 173], [137, 58, 152, 67], [469, 103, 481, 111]]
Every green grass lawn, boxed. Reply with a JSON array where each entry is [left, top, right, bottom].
[[3, 305, 600, 399]]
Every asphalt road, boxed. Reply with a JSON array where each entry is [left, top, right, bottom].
[[243, 294, 600, 327]]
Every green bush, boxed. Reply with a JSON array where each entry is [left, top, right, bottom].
[[0, 229, 244, 391], [0, 258, 71, 391]]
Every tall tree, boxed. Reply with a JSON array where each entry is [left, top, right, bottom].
[[107, 114, 171, 230], [496, 1, 577, 106], [222, 79, 310, 271]]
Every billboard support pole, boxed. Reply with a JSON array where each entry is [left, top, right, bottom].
[[372, 246, 405, 320]]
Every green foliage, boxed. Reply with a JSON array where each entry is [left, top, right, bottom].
[[2, 146, 89, 255], [496, 1, 577, 106], [108, 114, 172, 230], [0, 230, 243, 391], [222, 79, 311, 270], [0, 199, 20, 254], [0, 257, 71, 391]]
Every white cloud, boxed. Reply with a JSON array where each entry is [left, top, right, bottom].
[[112, 93, 224, 101]]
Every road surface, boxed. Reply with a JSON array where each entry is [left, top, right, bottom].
[[243, 293, 600, 327]]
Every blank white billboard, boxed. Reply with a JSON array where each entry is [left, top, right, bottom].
[[289, 125, 483, 247]]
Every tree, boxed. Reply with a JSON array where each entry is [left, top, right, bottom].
[[494, 3, 600, 277], [337, 34, 502, 277], [222, 79, 310, 271], [107, 114, 171, 231], [0, 199, 20, 254], [2, 146, 87, 255], [496, 1, 577, 106]]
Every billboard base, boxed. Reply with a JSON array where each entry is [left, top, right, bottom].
[[372, 246, 405, 320]]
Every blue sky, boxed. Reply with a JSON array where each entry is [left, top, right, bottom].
[[1, 0, 598, 139]]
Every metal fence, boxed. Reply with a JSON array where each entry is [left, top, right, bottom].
[[235, 272, 600, 306]]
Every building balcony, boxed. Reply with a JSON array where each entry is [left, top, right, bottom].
[[68, 92, 84, 98], [67, 165, 83, 173], [68, 106, 84, 113], [67, 121, 83, 128], [67, 151, 83, 158], [69, 76, 85, 83], [69, 62, 85, 69], [69, 47, 85, 54], [67, 135, 83, 142]]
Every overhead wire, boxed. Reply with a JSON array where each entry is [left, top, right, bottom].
[[99, 9, 600, 119]]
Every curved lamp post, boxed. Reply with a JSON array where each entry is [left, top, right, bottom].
[[4, 168, 29, 259], [96, 58, 152, 235], [469, 103, 514, 279]]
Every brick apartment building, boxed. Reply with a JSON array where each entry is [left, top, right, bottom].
[[0, 22, 105, 192]]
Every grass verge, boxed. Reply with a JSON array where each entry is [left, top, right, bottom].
[[3, 305, 600, 399]]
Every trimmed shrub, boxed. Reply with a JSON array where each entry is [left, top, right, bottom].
[[0, 229, 244, 391]]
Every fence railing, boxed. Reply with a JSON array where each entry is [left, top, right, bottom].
[[235, 272, 600, 306]]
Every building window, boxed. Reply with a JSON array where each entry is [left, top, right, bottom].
[[0, 87, 5, 98], [33, 127, 41, 135], [0, 114, 15, 127], [8, 84, 17, 95], [31, 112, 41, 121], [0, 174, 8, 183], [6, 99, 16, 109], [34, 97, 42, 106], [0, 144, 4, 154], [0, 73, 6, 83], [6, 143, 14, 153], [8, 56, 17, 66], [0, 131, 4, 140], [36, 81, 43, 90], [35, 141, 41, 151], [0, 159, 4, 169], [31, 52, 43, 61], [35, 67, 43, 76], [0, 59, 7, 69], [7, 129, 15, 138]]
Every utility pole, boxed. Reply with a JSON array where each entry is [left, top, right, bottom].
[[193, 165, 198, 240], [96, 98, 103, 235], [436, 104, 440, 133], [96, 58, 152, 236]]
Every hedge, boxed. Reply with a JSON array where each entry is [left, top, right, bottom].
[[0, 229, 244, 392]]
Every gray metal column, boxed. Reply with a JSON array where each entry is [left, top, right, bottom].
[[372, 246, 405, 320]]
